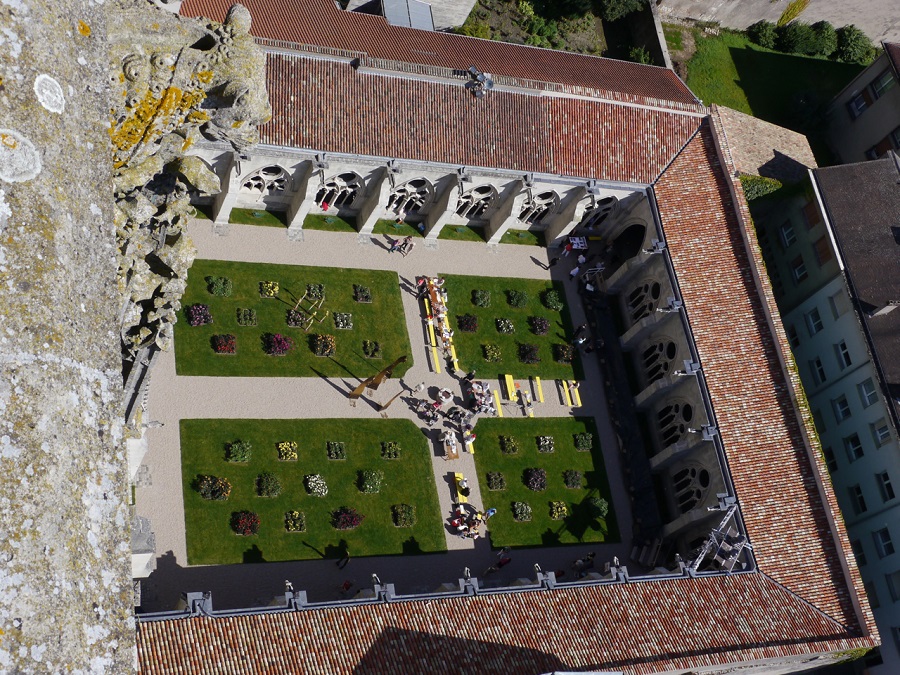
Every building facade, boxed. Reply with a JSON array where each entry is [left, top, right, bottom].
[[826, 42, 900, 163]]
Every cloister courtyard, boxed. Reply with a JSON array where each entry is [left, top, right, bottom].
[[136, 215, 633, 612]]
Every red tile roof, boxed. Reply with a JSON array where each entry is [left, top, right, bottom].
[[181, 0, 699, 108], [136, 573, 874, 675], [263, 53, 702, 183], [654, 119, 875, 636]]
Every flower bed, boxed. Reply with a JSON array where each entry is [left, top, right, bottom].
[[231, 511, 260, 536], [236, 308, 257, 326], [311, 333, 336, 357], [358, 469, 384, 494], [362, 340, 382, 359], [550, 501, 568, 520], [353, 284, 372, 303], [524, 467, 547, 491], [256, 472, 282, 497], [542, 289, 564, 311], [392, 503, 416, 528], [226, 440, 252, 463], [496, 318, 515, 334], [211, 334, 236, 354], [284, 510, 306, 533], [457, 314, 478, 333], [554, 343, 574, 363], [472, 289, 491, 307], [482, 343, 501, 362], [563, 469, 583, 489], [486, 471, 506, 491], [186, 304, 213, 327], [529, 316, 549, 335], [326, 441, 346, 460], [331, 506, 364, 530], [206, 275, 233, 297], [277, 441, 298, 461], [500, 436, 519, 455], [259, 281, 279, 298], [574, 432, 593, 451], [306, 283, 325, 301], [506, 289, 529, 308], [195, 475, 232, 500], [263, 332, 293, 356], [536, 435, 555, 453], [285, 309, 305, 328], [518, 343, 540, 364], [381, 441, 401, 460], [333, 313, 353, 330], [305, 473, 328, 497], [512, 501, 532, 522]]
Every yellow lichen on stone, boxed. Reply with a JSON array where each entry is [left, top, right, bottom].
[[185, 110, 208, 123], [77, 20, 91, 36], [195, 71, 213, 84], [231, 120, 244, 129], [181, 136, 193, 151]]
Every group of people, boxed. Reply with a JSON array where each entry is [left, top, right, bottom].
[[467, 380, 496, 416], [449, 504, 497, 539], [388, 235, 415, 256]]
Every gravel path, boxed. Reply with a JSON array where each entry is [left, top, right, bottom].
[[136, 221, 633, 611]]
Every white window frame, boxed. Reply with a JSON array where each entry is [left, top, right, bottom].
[[832, 395, 851, 422], [811, 357, 827, 386], [844, 433, 864, 462], [859, 378, 879, 407], [779, 221, 796, 248], [878, 471, 896, 502], [850, 484, 868, 514], [805, 308, 824, 336], [874, 527, 895, 558], [872, 419, 892, 447], [834, 340, 852, 370]]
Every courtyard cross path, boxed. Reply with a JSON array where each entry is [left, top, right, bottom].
[[137, 220, 633, 610]]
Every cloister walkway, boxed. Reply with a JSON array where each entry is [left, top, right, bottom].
[[137, 219, 633, 611]]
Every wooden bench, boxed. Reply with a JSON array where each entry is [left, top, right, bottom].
[[504, 374, 516, 400], [532, 376, 544, 403], [449, 343, 460, 372], [463, 431, 475, 455], [492, 388, 504, 417], [454, 472, 469, 504]]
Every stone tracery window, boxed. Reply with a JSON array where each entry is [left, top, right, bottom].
[[316, 172, 362, 209], [627, 279, 662, 322], [641, 339, 677, 383], [518, 190, 558, 225], [388, 177, 432, 216], [581, 196, 618, 229], [672, 464, 710, 513], [657, 401, 694, 447], [455, 184, 496, 219], [240, 165, 288, 197]]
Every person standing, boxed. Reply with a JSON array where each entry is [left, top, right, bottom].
[[463, 370, 476, 382], [569, 266, 580, 280], [574, 323, 588, 338]]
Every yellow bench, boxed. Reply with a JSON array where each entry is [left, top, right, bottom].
[[504, 374, 516, 400], [560, 379, 572, 406], [532, 376, 544, 403], [450, 343, 460, 372], [492, 388, 503, 417], [454, 473, 469, 504], [569, 381, 582, 407], [464, 431, 475, 455]]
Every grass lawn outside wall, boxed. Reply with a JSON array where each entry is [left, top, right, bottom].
[[441, 273, 582, 380], [181, 419, 445, 565], [174, 259, 413, 379], [473, 417, 618, 548]]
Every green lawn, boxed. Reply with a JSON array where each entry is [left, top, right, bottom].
[[181, 418, 445, 565], [438, 225, 486, 242], [499, 229, 544, 247], [303, 213, 357, 233], [441, 273, 581, 380], [174, 259, 413, 379], [373, 219, 424, 239], [229, 207, 288, 228], [473, 417, 617, 548], [683, 29, 862, 161]]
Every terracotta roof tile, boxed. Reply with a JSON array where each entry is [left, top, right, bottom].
[[136, 574, 874, 674], [181, 0, 699, 108], [653, 120, 875, 637], [263, 53, 702, 183]]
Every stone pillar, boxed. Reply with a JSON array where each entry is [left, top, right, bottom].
[[544, 186, 589, 249], [357, 167, 391, 237], [423, 175, 459, 247], [603, 256, 647, 294], [211, 152, 240, 235], [484, 180, 525, 245], [286, 161, 317, 241]]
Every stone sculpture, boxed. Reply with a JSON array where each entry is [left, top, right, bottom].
[[108, 1, 270, 389]]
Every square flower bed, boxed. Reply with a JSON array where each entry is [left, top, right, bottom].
[[457, 314, 478, 333], [277, 441, 298, 461], [263, 332, 293, 356], [186, 304, 213, 327], [306, 283, 325, 301], [333, 313, 353, 330], [211, 334, 236, 354], [353, 284, 372, 303], [496, 318, 515, 334], [286, 309, 306, 328], [311, 333, 336, 357], [206, 275, 233, 297], [236, 308, 257, 326], [231, 511, 260, 536], [363, 340, 382, 359], [259, 281, 279, 298], [284, 510, 306, 533], [326, 441, 346, 460]]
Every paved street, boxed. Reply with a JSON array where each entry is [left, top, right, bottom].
[[136, 220, 634, 612], [660, 0, 900, 44]]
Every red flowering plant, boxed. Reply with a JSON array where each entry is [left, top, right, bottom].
[[263, 332, 293, 356], [231, 511, 260, 536], [211, 334, 236, 354], [331, 506, 364, 530]]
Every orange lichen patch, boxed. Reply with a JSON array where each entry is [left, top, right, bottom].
[[1, 132, 20, 150], [119, 73, 125, 83], [186, 110, 209, 123], [109, 86, 206, 164], [231, 120, 244, 128], [181, 136, 194, 151], [77, 20, 91, 36], [195, 71, 214, 84]]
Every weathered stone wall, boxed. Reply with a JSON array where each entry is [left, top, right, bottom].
[[0, 0, 135, 672]]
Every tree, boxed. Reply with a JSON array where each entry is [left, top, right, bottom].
[[777, 21, 816, 55], [810, 21, 837, 56], [836, 25, 877, 64], [747, 20, 777, 49], [598, 0, 644, 23]]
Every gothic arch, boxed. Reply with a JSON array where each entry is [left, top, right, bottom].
[[240, 165, 289, 198], [388, 177, 432, 216], [657, 399, 695, 447], [626, 278, 663, 323], [316, 172, 362, 209], [640, 337, 678, 384], [612, 221, 647, 261], [580, 196, 618, 229], [455, 184, 497, 219], [671, 462, 711, 514], [518, 190, 559, 225]]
